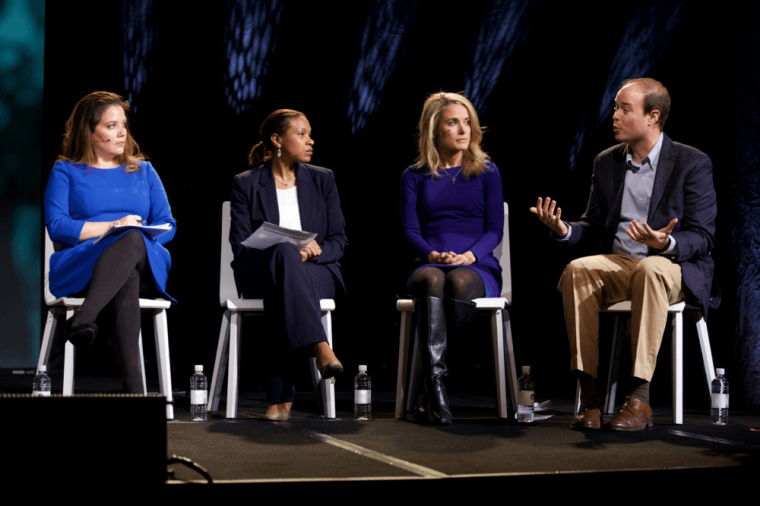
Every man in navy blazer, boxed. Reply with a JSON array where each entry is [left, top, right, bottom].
[[531, 78, 719, 430]]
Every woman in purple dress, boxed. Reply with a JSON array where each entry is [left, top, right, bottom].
[[400, 92, 504, 424]]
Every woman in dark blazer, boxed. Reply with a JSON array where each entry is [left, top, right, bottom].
[[229, 109, 347, 420]]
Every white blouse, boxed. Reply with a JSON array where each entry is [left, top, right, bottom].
[[276, 186, 302, 231]]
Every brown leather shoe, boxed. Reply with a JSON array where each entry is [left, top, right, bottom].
[[608, 397, 653, 431], [571, 408, 601, 430]]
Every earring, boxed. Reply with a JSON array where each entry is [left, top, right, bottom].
[[277, 148, 282, 158]]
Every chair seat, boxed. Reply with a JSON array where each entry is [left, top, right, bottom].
[[396, 297, 509, 312], [224, 298, 335, 311], [601, 301, 700, 313], [47, 297, 171, 309]]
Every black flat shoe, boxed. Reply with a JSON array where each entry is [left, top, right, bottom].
[[62, 314, 98, 353]]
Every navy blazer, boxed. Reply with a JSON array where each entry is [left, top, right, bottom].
[[566, 134, 720, 318], [229, 161, 348, 293]]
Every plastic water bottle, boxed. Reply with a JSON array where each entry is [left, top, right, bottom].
[[711, 368, 729, 425], [190, 365, 207, 421], [354, 365, 371, 420], [32, 366, 51, 397], [516, 365, 534, 423]]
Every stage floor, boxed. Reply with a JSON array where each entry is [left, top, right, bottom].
[[166, 390, 760, 485]]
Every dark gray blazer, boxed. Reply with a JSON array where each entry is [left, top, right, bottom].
[[566, 134, 720, 318], [229, 161, 347, 293]]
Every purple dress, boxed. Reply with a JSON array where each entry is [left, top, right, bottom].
[[400, 162, 504, 297]]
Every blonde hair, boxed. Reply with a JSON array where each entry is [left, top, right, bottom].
[[415, 92, 490, 178], [56, 91, 146, 173]]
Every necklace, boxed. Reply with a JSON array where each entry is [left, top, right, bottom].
[[273, 172, 297, 186], [443, 167, 461, 184]]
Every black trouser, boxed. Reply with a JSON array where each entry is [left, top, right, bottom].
[[235, 243, 337, 403], [75, 231, 154, 393]]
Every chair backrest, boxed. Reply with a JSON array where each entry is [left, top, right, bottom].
[[492, 203, 512, 303], [220, 202, 239, 305], [44, 229, 59, 305]]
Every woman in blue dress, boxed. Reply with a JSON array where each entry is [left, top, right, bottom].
[[400, 92, 504, 424], [44, 91, 176, 393]]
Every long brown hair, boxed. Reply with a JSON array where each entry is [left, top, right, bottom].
[[416, 92, 490, 178], [56, 91, 146, 172], [248, 109, 305, 166]]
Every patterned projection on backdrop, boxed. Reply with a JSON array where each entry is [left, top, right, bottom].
[[224, 0, 283, 115], [347, 0, 417, 134], [733, 5, 760, 404], [123, 0, 158, 112], [567, 0, 684, 170], [463, 0, 538, 113]]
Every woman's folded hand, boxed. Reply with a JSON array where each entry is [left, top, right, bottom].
[[300, 240, 322, 263]]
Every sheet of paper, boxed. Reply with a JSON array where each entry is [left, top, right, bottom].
[[242, 222, 316, 250], [93, 223, 173, 244]]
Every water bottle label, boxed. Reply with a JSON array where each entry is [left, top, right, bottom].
[[191, 390, 207, 405], [355, 390, 370, 405], [711, 393, 728, 409], [518, 391, 534, 407], [32, 391, 50, 398]]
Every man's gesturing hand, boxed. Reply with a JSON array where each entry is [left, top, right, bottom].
[[530, 197, 569, 238], [626, 218, 677, 251]]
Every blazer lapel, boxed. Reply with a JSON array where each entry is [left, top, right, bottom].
[[257, 162, 280, 225], [648, 134, 675, 223], [295, 163, 319, 235], [609, 144, 627, 227]]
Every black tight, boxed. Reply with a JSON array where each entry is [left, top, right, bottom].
[[77, 231, 153, 393], [411, 266, 485, 301]]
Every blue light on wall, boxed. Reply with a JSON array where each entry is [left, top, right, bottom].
[[347, 0, 417, 134], [123, 0, 158, 112], [568, 1, 684, 170], [224, 0, 283, 115], [464, 0, 538, 113]]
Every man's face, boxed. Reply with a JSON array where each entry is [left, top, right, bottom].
[[612, 83, 651, 144]]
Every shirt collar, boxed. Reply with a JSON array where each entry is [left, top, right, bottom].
[[625, 132, 664, 171]]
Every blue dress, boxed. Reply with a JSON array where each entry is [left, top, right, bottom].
[[400, 162, 504, 297], [44, 160, 177, 303]]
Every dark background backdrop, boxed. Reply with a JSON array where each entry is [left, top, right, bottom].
[[8, 0, 752, 407]]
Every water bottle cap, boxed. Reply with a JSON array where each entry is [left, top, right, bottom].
[[522, 365, 530, 374], [716, 368, 725, 375], [194, 365, 203, 372], [38, 366, 46, 372], [358, 365, 367, 372]]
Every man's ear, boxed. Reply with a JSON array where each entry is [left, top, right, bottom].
[[648, 109, 661, 127]]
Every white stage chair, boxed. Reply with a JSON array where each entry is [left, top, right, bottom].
[[574, 301, 715, 425], [207, 202, 337, 419], [39, 229, 175, 419], [395, 203, 518, 419]]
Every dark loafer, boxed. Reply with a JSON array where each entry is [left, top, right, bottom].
[[608, 397, 653, 431], [571, 408, 602, 430]]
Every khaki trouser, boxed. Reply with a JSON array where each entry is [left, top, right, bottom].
[[558, 254, 687, 382]]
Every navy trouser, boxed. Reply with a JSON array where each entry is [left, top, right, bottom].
[[235, 243, 337, 402]]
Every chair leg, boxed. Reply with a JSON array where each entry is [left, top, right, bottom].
[[695, 313, 716, 394], [226, 311, 242, 419], [502, 309, 519, 414], [672, 312, 683, 425], [395, 309, 413, 419], [574, 380, 582, 416], [153, 308, 174, 420], [605, 315, 625, 415], [138, 330, 147, 395], [209, 310, 231, 412], [63, 309, 75, 396], [406, 328, 421, 414], [490, 309, 509, 419], [38, 308, 61, 372], [320, 311, 336, 419]]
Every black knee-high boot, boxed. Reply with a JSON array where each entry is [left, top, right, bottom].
[[416, 296, 451, 424], [444, 299, 477, 388]]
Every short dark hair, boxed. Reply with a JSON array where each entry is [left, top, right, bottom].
[[620, 78, 671, 130]]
